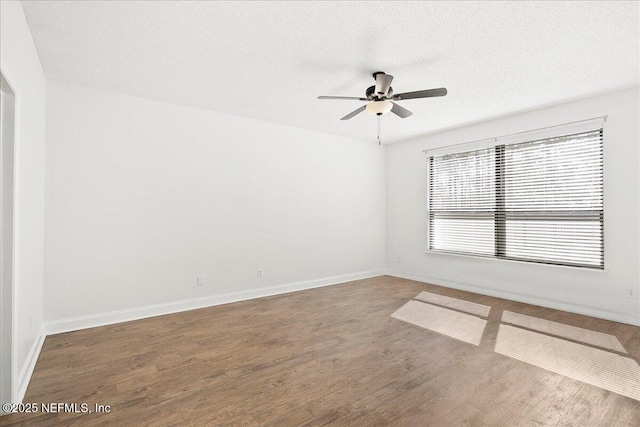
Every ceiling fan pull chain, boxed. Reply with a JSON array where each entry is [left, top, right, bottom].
[[377, 115, 381, 145]]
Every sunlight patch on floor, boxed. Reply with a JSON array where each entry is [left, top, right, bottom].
[[495, 324, 640, 401], [501, 310, 626, 353], [415, 291, 491, 317], [391, 300, 487, 346]]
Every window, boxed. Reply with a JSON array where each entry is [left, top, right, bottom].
[[427, 126, 604, 269]]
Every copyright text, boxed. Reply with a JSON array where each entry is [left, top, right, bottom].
[[2, 402, 111, 414]]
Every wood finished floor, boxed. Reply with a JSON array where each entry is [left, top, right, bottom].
[[3, 275, 639, 426]]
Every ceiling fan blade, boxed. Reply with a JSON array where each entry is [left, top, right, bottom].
[[374, 73, 393, 96], [391, 102, 413, 118], [318, 96, 368, 101], [392, 88, 447, 100], [340, 105, 366, 120]]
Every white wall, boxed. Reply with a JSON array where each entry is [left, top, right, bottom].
[[386, 87, 640, 325], [0, 1, 47, 401], [44, 80, 385, 327]]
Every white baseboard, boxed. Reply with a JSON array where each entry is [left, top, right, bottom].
[[16, 324, 45, 403], [45, 270, 385, 335], [385, 269, 640, 326]]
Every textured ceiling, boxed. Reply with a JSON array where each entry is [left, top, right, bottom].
[[20, 1, 640, 143]]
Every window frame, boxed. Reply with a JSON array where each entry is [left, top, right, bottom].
[[426, 120, 605, 270]]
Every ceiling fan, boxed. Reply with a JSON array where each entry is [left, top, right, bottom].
[[318, 71, 447, 121]]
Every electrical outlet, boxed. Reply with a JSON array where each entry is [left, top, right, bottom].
[[257, 269, 263, 278], [628, 288, 636, 298], [196, 276, 205, 287]]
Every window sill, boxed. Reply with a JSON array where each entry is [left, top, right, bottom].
[[424, 250, 608, 273]]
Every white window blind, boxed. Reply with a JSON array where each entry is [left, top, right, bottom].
[[427, 126, 604, 269]]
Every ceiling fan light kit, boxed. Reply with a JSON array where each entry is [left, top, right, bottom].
[[366, 100, 393, 116], [318, 71, 447, 143]]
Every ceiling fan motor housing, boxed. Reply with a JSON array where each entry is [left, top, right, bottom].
[[366, 85, 393, 100]]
